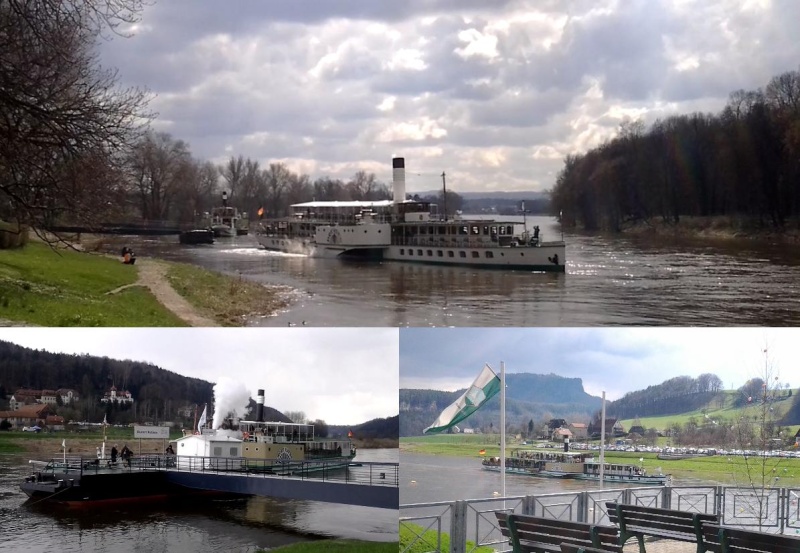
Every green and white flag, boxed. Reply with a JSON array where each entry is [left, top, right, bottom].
[[424, 364, 501, 434]]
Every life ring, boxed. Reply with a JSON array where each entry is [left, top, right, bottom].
[[242, 432, 250, 441]]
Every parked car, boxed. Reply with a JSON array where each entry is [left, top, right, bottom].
[[22, 425, 41, 432]]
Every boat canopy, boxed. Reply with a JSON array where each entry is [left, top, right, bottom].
[[291, 200, 394, 209]]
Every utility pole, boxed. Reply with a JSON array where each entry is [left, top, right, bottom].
[[441, 171, 447, 221]]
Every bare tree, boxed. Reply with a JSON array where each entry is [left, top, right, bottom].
[[126, 132, 192, 220], [0, 0, 150, 237], [220, 155, 245, 201], [730, 347, 787, 530]]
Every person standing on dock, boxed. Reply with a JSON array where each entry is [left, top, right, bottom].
[[111, 445, 118, 464]]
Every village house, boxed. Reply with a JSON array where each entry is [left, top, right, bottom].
[[568, 422, 589, 441], [100, 386, 134, 405], [9, 388, 79, 410], [0, 404, 54, 429]]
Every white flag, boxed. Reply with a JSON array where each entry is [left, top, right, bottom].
[[424, 364, 501, 434], [61, 439, 65, 448], [197, 405, 207, 434], [103, 414, 107, 425]]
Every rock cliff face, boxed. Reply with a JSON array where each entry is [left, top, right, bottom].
[[400, 373, 602, 437]]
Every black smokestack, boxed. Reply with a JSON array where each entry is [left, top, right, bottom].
[[257, 389, 265, 422]]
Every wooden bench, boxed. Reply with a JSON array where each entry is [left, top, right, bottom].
[[606, 502, 720, 553], [702, 524, 800, 553], [495, 511, 621, 553], [560, 544, 621, 553]]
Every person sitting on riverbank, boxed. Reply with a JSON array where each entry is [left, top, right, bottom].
[[121, 246, 136, 265], [111, 445, 118, 465]]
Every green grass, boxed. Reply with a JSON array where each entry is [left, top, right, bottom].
[[0, 242, 186, 326], [618, 389, 799, 432], [401, 522, 493, 553], [166, 263, 288, 326], [265, 540, 398, 552]]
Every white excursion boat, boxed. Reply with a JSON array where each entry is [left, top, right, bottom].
[[481, 450, 670, 485], [256, 158, 566, 272]]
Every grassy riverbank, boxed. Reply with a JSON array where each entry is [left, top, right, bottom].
[[616, 215, 800, 242], [0, 241, 183, 326], [266, 540, 398, 553], [165, 263, 288, 326], [401, 435, 800, 486], [0, 241, 286, 326]]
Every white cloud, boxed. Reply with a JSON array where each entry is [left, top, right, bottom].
[[94, 0, 800, 192]]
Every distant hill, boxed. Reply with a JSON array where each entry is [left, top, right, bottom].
[[330, 415, 399, 440], [400, 373, 602, 436]]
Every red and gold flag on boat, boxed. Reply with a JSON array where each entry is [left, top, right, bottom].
[[257, 207, 264, 218]]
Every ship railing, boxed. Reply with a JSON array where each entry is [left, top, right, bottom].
[[401, 484, 800, 553], [168, 456, 399, 487]]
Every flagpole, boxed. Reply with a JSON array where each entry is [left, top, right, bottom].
[[500, 361, 506, 499], [599, 391, 606, 488]]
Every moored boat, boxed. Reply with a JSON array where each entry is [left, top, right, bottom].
[[481, 449, 669, 485], [256, 158, 566, 272]]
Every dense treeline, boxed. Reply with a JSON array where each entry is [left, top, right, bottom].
[[604, 374, 724, 419], [0, 340, 213, 423], [551, 67, 800, 231]]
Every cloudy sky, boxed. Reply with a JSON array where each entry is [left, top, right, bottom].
[[96, 0, 800, 194], [400, 327, 799, 400], [0, 328, 398, 425]]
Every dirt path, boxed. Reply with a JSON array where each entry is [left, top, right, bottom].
[[107, 258, 217, 326]]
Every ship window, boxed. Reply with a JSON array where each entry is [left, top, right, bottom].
[[472, 251, 479, 258], [230, 447, 237, 456], [427, 250, 432, 256], [471, 226, 479, 234], [213, 446, 222, 456], [437, 250, 443, 257], [499, 226, 506, 235], [506, 226, 513, 235], [483, 226, 490, 235], [460, 226, 468, 235], [459, 251, 466, 258], [438, 226, 446, 235], [408, 250, 413, 255], [417, 249, 423, 256], [448, 251, 454, 258], [400, 249, 404, 255], [486, 251, 494, 258]]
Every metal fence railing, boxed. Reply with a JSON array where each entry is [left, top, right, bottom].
[[400, 485, 800, 553]]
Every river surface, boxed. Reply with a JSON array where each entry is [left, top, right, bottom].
[[106, 216, 800, 326], [0, 448, 397, 553]]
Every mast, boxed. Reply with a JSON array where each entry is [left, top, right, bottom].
[[441, 171, 447, 222], [600, 392, 606, 488], [500, 361, 506, 499]]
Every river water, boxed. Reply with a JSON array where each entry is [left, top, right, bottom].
[[105, 216, 800, 326], [0, 448, 398, 553]]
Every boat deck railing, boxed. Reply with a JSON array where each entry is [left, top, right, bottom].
[[33, 455, 399, 488]]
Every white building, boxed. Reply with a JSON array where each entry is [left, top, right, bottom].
[[174, 433, 243, 469], [100, 386, 134, 405]]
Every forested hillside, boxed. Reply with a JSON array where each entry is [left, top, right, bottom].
[[0, 340, 213, 422], [330, 415, 399, 440], [550, 67, 800, 232], [603, 374, 724, 419]]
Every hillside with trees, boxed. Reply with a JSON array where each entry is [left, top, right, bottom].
[[603, 374, 724, 419], [550, 66, 800, 233]]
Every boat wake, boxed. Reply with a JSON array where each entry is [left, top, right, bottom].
[[222, 248, 308, 258]]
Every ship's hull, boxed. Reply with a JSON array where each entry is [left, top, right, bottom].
[[20, 470, 211, 506], [257, 233, 566, 271]]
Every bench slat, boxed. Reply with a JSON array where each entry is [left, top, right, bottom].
[[703, 524, 800, 553], [496, 512, 621, 553], [606, 502, 720, 553]]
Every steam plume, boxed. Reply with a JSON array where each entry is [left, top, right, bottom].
[[212, 377, 251, 429]]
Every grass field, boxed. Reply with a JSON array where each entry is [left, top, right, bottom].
[[166, 263, 288, 326], [0, 241, 286, 326], [400, 522, 492, 553], [0, 242, 186, 326]]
